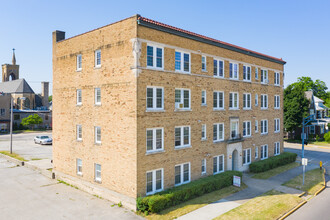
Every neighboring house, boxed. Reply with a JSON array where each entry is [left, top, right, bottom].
[[52, 15, 286, 209], [0, 51, 51, 131]]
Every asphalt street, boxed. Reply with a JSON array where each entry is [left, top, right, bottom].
[[0, 157, 142, 220], [285, 143, 330, 219]]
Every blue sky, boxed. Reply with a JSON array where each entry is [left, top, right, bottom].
[[1, 0, 329, 94]]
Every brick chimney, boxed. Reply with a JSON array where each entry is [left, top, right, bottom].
[[41, 82, 49, 108]]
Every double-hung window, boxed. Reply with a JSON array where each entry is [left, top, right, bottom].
[[229, 92, 239, 109], [95, 126, 101, 144], [77, 159, 82, 175], [229, 63, 239, 79], [310, 125, 315, 134], [175, 89, 190, 110], [255, 67, 258, 79], [213, 123, 224, 142], [255, 94, 258, 106], [175, 51, 190, 73], [175, 126, 190, 148], [201, 159, 206, 174], [274, 95, 280, 109], [175, 163, 190, 185], [146, 87, 164, 110], [243, 148, 251, 165], [76, 89, 82, 105], [76, 54, 82, 71], [201, 90, 207, 106], [202, 56, 206, 71], [201, 124, 207, 140], [95, 50, 101, 68], [274, 118, 280, 133], [213, 91, 224, 110], [274, 72, 280, 85], [213, 155, 224, 174], [255, 120, 258, 133], [0, 109, 5, 116], [261, 145, 268, 159], [95, 88, 101, 105], [261, 120, 268, 134], [260, 69, 268, 83], [213, 59, 224, 77], [243, 121, 251, 137], [255, 146, 259, 159], [77, 125, 82, 141], [146, 128, 164, 153], [146, 169, 163, 195], [94, 163, 101, 182], [243, 93, 251, 109], [147, 45, 163, 69], [261, 94, 268, 109], [274, 142, 280, 156], [243, 65, 251, 81], [230, 119, 239, 139]]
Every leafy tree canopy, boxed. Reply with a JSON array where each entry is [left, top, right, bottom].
[[21, 114, 43, 129]]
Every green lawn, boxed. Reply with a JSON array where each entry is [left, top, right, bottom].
[[214, 190, 303, 220], [283, 168, 325, 195], [145, 184, 247, 220], [0, 151, 27, 161], [13, 129, 48, 134], [252, 162, 300, 179]]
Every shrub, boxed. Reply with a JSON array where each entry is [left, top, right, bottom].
[[249, 152, 297, 173], [315, 135, 320, 142], [137, 171, 242, 213], [325, 132, 330, 143]]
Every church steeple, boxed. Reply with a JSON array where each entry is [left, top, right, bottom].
[[12, 48, 16, 65]]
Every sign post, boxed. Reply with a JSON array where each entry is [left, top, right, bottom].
[[302, 158, 308, 186]]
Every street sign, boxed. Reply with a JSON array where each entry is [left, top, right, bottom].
[[302, 158, 308, 166], [233, 175, 241, 187]]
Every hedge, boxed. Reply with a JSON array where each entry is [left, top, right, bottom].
[[249, 152, 297, 173], [137, 170, 242, 213], [324, 132, 330, 143]]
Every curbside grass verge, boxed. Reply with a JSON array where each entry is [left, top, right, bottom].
[[314, 168, 326, 196]]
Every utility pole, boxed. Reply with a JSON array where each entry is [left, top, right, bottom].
[[10, 96, 13, 154]]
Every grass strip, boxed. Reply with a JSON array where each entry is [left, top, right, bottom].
[[0, 151, 27, 161], [252, 162, 300, 179]]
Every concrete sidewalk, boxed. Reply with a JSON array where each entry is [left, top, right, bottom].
[[178, 164, 318, 220]]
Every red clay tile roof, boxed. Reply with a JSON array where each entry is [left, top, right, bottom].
[[138, 16, 285, 64]]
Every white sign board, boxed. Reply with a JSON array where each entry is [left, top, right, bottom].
[[233, 175, 241, 187], [302, 158, 308, 166]]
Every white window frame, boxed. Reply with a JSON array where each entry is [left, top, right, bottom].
[[243, 93, 251, 109], [94, 49, 101, 68], [201, 90, 207, 106], [175, 51, 190, 73], [202, 56, 207, 71], [274, 95, 280, 109], [261, 120, 268, 135], [243, 148, 251, 165], [260, 69, 268, 84], [213, 123, 224, 142], [213, 155, 224, 174], [76, 125, 82, 141], [229, 62, 239, 80], [213, 91, 224, 110], [76, 89, 82, 106], [174, 162, 191, 186], [229, 92, 239, 110], [243, 65, 251, 81], [76, 54, 82, 71], [274, 142, 280, 156], [261, 145, 268, 160], [146, 87, 164, 111], [201, 124, 207, 140], [243, 121, 251, 137], [95, 126, 101, 144], [174, 126, 191, 148], [213, 59, 224, 78], [255, 120, 258, 133], [146, 168, 164, 195], [230, 119, 239, 139], [274, 72, 280, 86], [255, 146, 259, 159], [77, 158, 82, 175], [94, 163, 101, 182], [255, 67, 259, 79], [175, 88, 190, 110], [95, 88, 101, 105], [201, 159, 206, 175], [146, 128, 164, 153], [261, 94, 268, 109], [274, 118, 280, 133], [255, 94, 258, 106], [146, 45, 164, 69]]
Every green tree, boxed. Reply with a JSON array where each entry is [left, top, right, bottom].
[[48, 95, 52, 102], [21, 114, 43, 130]]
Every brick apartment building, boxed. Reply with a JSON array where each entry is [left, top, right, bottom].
[[52, 14, 286, 208]]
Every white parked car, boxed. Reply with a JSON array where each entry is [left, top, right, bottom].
[[34, 136, 52, 145]]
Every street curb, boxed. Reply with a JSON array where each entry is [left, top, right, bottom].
[[298, 192, 305, 197], [314, 168, 326, 196], [278, 200, 307, 220], [0, 153, 25, 166]]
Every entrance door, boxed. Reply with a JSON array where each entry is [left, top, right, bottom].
[[232, 150, 238, 171]]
